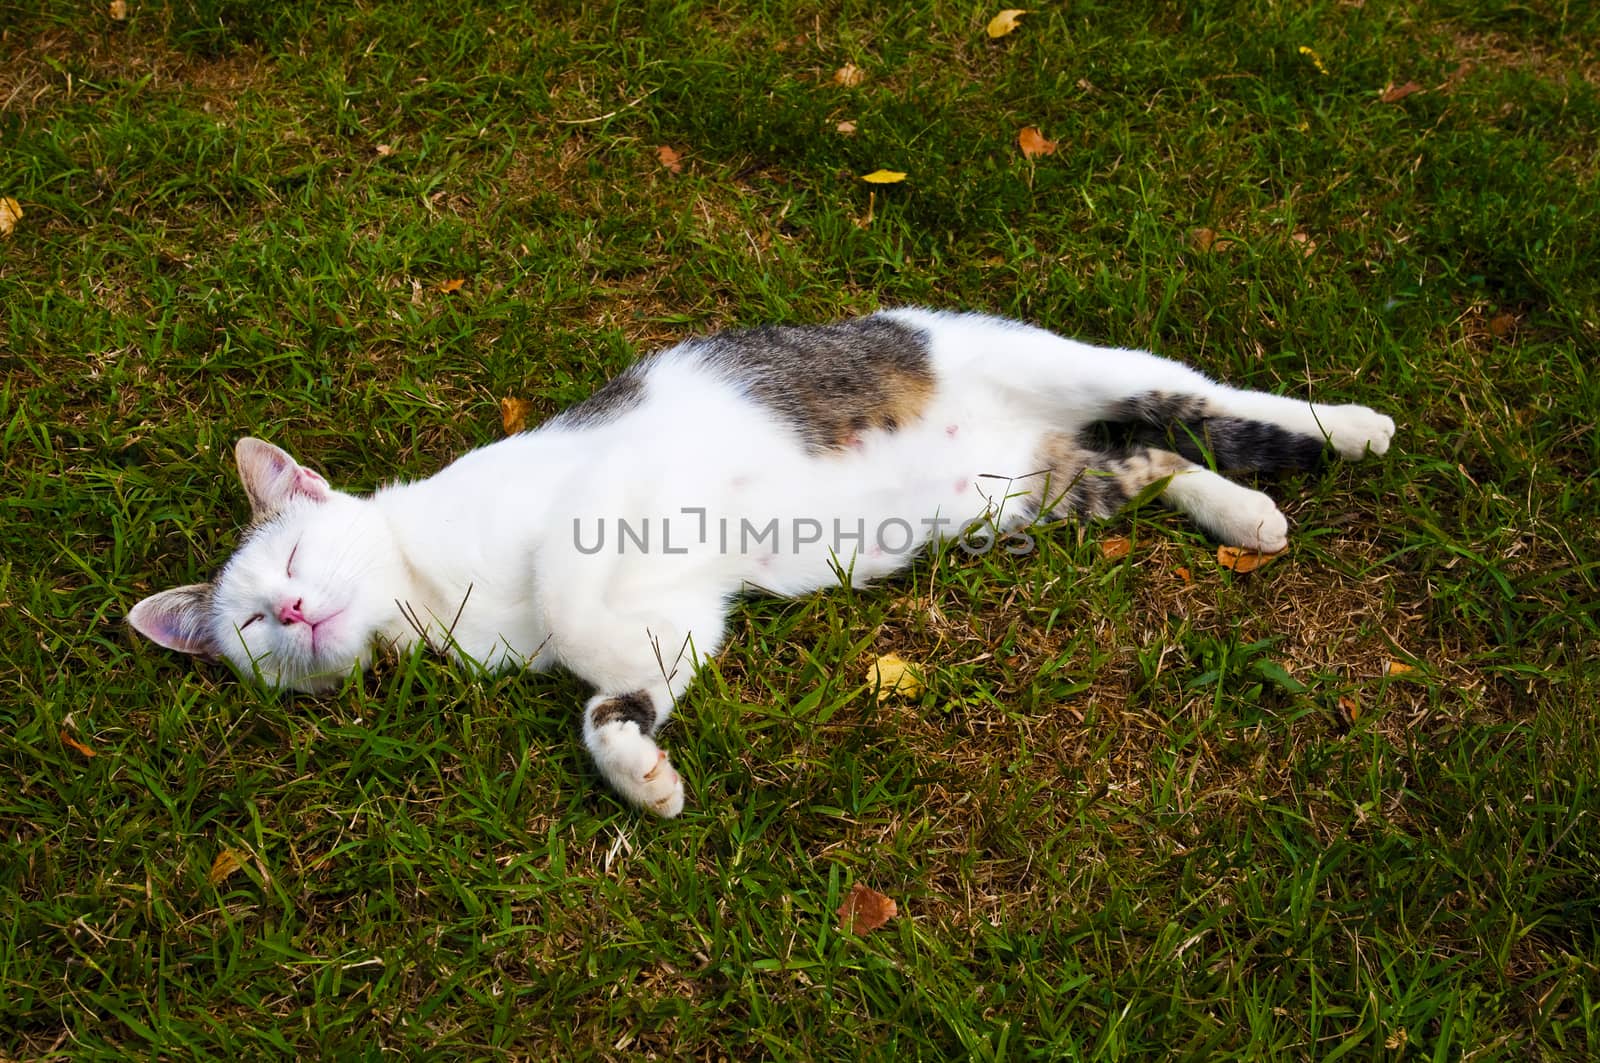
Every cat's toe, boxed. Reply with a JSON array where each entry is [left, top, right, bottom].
[[1327, 405, 1395, 460]]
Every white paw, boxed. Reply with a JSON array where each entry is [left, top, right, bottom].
[[1219, 489, 1289, 553], [1321, 404, 1395, 460], [589, 722, 685, 818]]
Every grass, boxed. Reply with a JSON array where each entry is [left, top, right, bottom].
[[3, 0, 1599, 1056]]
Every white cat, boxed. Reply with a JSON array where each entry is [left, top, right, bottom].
[[129, 309, 1394, 816]]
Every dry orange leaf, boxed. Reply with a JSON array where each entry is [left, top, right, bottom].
[[208, 849, 246, 886], [1174, 566, 1192, 583], [987, 9, 1027, 38], [1217, 545, 1284, 573], [835, 120, 858, 135], [1339, 694, 1361, 722], [1385, 660, 1418, 677], [861, 169, 907, 184], [833, 63, 865, 87], [867, 653, 923, 702], [1488, 312, 1516, 339], [1017, 126, 1057, 159], [500, 397, 534, 436], [0, 197, 21, 238], [1099, 536, 1131, 560], [60, 730, 97, 758], [1187, 226, 1233, 253], [437, 278, 465, 293], [1380, 81, 1424, 103], [655, 145, 684, 174], [838, 883, 897, 934]]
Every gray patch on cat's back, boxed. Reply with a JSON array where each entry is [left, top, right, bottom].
[[689, 315, 935, 452], [549, 366, 649, 429]]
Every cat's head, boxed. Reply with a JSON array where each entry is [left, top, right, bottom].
[[129, 438, 408, 693]]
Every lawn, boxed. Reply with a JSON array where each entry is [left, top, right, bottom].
[[3, 0, 1599, 1057]]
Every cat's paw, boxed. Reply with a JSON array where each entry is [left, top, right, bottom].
[[1219, 489, 1289, 553], [1321, 404, 1395, 460], [587, 719, 686, 818]]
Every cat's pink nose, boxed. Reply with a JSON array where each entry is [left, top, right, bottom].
[[277, 599, 306, 625]]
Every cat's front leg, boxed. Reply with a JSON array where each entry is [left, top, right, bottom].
[[554, 594, 730, 818], [582, 688, 686, 817]]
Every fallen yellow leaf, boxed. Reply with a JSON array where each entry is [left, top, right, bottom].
[[1385, 660, 1418, 677], [833, 63, 865, 88], [437, 278, 465, 293], [861, 169, 907, 184], [109, 0, 127, 19], [867, 653, 923, 702], [1099, 536, 1131, 560], [1217, 544, 1284, 573], [208, 849, 246, 886], [500, 397, 534, 436], [60, 730, 97, 758], [838, 883, 897, 934], [987, 9, 1027, 38], [1339, 694, 1361, 722], [1017, 126, 1057, 159], [0, 197, 21, 238], [655, 145, 684, 173]]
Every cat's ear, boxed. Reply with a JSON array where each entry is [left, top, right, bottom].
[[235, 437, 331, 520], [128, 583, 221, 658]]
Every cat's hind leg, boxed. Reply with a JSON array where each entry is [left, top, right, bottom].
[[1029, 438, 1289, 552]]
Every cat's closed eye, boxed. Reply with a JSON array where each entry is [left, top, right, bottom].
[[240, 613, 265, 630], [286, 541, 300, 578]]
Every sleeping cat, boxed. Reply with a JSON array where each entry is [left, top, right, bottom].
[[128, 309, 1394, 816]]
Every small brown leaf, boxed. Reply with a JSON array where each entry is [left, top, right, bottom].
[[1217, 545, 1284, 573], [1487, 312, 1516, 339], [838, 883, 897, 934], [986, 9, 1027, 38], [500, 397, 534, 436], [61, 730, 97, 758], [835, 120, 858, 136], [1338, 694, 1361, 722], [832, 63, 865, 88], [1174, 566, 1192, 584], [1099, 536, 1131, 560], [108, 0, 127, 20], [867, 653, 923, 702], [1291, 231, 1317, 257], [1385, 660, 1418, 677], [1187, 226, 1233, 254], [0, 197, 21, 238], [1017, 126, 1057, 159], [1379, 81, 1424, 104], [208, 849, 246, 886], [437, 278, 465, 293], [655, 145, 683, 174], [861, 169, 907, 184]]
